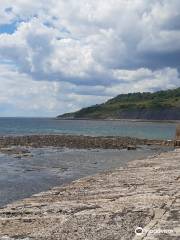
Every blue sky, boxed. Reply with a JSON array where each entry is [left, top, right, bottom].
[[0, 0, 180, 117], [0, 22, 17, 34]]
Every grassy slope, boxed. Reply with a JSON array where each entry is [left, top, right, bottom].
[[58, 88, 180, 119]]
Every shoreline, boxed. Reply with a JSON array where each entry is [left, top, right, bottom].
[[0, 149, 179, 239], [0, 145, 169, 208], [56, 117, 180, 123]]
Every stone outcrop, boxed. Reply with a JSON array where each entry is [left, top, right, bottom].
[[0, 149, 179, 240], [175, 124, 180, 147], [0, 135, 173, 150]]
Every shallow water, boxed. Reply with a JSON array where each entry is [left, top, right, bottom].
[[0, 118, 176, 139], [0, 145, 172, 207]]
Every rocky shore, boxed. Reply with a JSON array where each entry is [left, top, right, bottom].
[[0, 149, 179, 240], [0, 135, 174, 151]]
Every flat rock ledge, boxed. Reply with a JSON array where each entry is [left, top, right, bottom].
[[0, 135, 173, 150], [0, 150, 180, 240]]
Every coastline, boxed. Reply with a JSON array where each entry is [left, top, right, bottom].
[[56, 117, 180, 124], [0, 149, 179, 239]]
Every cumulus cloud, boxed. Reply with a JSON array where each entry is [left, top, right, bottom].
[[111, 67, 180, 94], [0, 64, 109, 116], [0, 0, 179, 116]]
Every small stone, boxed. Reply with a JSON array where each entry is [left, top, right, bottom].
[[127, 145, 136, 150]]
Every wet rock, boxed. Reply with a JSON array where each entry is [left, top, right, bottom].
[[0, 147, 32, 158], [127, 145, 136, 150], [0, 135, 171, 150]]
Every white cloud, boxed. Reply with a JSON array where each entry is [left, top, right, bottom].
[[0, 0, 179, 116], [0, 64, 109, 116], [110, 67, 180, 94]]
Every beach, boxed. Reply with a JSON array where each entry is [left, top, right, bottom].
[[0, 148, 179, 239], [0, 0, 180, 238], [0, 121, 177, 239], [0, 135, 172, 208]]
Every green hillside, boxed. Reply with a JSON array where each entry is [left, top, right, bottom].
[[58, 88, 180, 120]]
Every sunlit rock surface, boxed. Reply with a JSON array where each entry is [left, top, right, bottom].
[[0, 150, 180, 240]]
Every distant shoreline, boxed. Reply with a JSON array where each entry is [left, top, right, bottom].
[[56, 117, 180, 124]]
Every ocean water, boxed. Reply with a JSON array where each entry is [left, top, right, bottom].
[[0, 117, 177, 139], [0, 146, 172, 207]]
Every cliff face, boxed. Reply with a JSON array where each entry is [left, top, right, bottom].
[[115, 108, 180, 120], [58, 88, 180, 120]]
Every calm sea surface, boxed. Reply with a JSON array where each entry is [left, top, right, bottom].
[[0, 146, 172, 207], [0, 117, 176, 139]]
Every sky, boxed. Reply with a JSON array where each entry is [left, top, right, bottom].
[[0, 0, 180, 117]]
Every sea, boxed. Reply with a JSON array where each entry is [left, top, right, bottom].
[[0, 117, 177, 139], [0, 118, 176, 207]]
